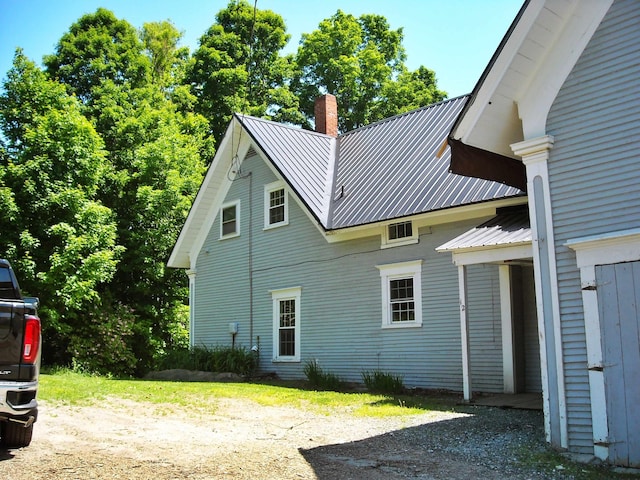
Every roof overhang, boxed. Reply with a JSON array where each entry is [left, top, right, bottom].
[[436, 208, 532, 266], [448, 0, 613, 188]]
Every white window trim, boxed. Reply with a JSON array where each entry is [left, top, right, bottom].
[[381, 221, 419, 249], [264, 180, 289, 230], [219, 200, 240, 240], [271, 286, 301, 362], [376, 260, 423, 329]]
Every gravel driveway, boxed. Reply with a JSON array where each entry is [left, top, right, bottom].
[[0, 391, 622, 479]]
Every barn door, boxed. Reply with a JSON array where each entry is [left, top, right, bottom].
[[596, 261, 640, 468]]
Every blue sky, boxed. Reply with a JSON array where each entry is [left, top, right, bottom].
[[0, 0, 522, 98]]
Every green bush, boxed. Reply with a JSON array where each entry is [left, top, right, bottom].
[[303, 360, 343, 391], [158, 345, 257, 376], [68, 303, 137, 377], [361, 370, 404, 394]]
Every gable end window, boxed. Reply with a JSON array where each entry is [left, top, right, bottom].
[[376, 260, 423, 328], [220, 200, 240, 239], [382, 221, 419, 248], [264, 181, 288, 229], [271, 287, 301, 362]]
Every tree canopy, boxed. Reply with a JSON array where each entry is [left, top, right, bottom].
[[292, 10, 446, 132], [0, 3, 448, 376]]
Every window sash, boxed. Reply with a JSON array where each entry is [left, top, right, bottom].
[[376, 260, 423, 328], [269, 189, 285, 225], [221, 203, 238, 237], [389, 278, 415, 322], [272, 287, 301, 361], [388, 221, 413, 240]]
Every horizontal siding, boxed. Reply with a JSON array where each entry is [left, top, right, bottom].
[[546, 0, 640, 454], [193, 152, 505, 393]]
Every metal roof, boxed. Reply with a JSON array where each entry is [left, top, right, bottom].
[[436, 210, 531, 252], [330, 96, 522, 228], [238, 115, 335, 226], [237, 96, 523, 230]]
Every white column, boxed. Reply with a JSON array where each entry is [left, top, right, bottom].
[[187, 269, 197, 348], [499, 265, 516, 394], [511, 135, 567, 448], [459, 265, 472, 401]]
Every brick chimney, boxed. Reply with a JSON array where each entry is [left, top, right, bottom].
[[314, 94, 338, 137]]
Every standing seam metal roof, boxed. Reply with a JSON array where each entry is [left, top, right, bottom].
[[237, 96, 523, 230], [436, 210, 531, 251]]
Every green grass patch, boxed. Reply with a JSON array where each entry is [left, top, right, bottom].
[[38, 370, 451, 418]]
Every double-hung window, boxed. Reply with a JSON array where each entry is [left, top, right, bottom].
[[264, 181, 288, 229], [271, 287, 301, 362], [220, 200, 240, 239], [376, 260, 423, 328]]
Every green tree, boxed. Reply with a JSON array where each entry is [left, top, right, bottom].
[[44, 8, 150, 103], [188, 0, 301, 142], [141, 20, 190, 92], [292, 10, 446, 132], [44, 10, 209, 373], [0, 51, 123, 366]]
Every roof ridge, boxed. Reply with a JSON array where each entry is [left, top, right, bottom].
[[339, 94, 470, 138]]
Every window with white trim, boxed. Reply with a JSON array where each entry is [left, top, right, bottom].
[[382, 220, 419, 248], [271, 287, 301, 362], [264, 181, 288, 229], [220, 200, 240, 239], [376, 260, 423, 328]]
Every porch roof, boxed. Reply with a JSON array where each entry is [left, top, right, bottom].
[[437, 209, 531, 253]]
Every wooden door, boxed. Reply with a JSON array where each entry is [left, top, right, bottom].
[[597, 261, 640, 467]]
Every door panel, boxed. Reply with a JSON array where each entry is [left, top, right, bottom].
[[597, 261, 640, 468]]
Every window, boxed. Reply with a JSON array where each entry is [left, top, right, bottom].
[[264, 181, 288, 229], [271, 287, 301, 362], [220, 200, 240, 239], [376, 260, 423, 328], [382, 220, 419, 248]]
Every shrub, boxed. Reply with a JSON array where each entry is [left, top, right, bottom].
[[361, 370, 404, 394], [303, 360, 343, 391], [68, 303, 137, 377], [158, 345, 257, 376]]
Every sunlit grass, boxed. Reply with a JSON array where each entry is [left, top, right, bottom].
[[38, 370, 453, 418]]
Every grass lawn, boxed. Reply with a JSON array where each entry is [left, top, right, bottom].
[[38, 370, 455, 418]]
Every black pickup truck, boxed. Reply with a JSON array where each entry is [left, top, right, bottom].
[[0, 259, 41, 448]]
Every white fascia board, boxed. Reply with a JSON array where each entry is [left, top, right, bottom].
[[324, 196, 527, 244], [168, 117, 248, 270], [517, 0, 613, 139], [446, 243, 533, 267], [452, 0, 545, 144]]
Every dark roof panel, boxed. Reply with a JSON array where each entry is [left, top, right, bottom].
[[237, 96, 523, 230], [330, 96, 522, 228]]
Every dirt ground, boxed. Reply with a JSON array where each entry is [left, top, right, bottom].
[[0, 388, 570, 479]]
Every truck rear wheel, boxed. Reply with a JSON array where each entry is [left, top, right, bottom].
[[1, 421, 34, 448]]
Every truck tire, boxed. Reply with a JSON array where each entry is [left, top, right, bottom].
[[1, 421, 33, 448]]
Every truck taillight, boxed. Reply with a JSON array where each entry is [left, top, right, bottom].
[[22, 315, 41, 364]]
